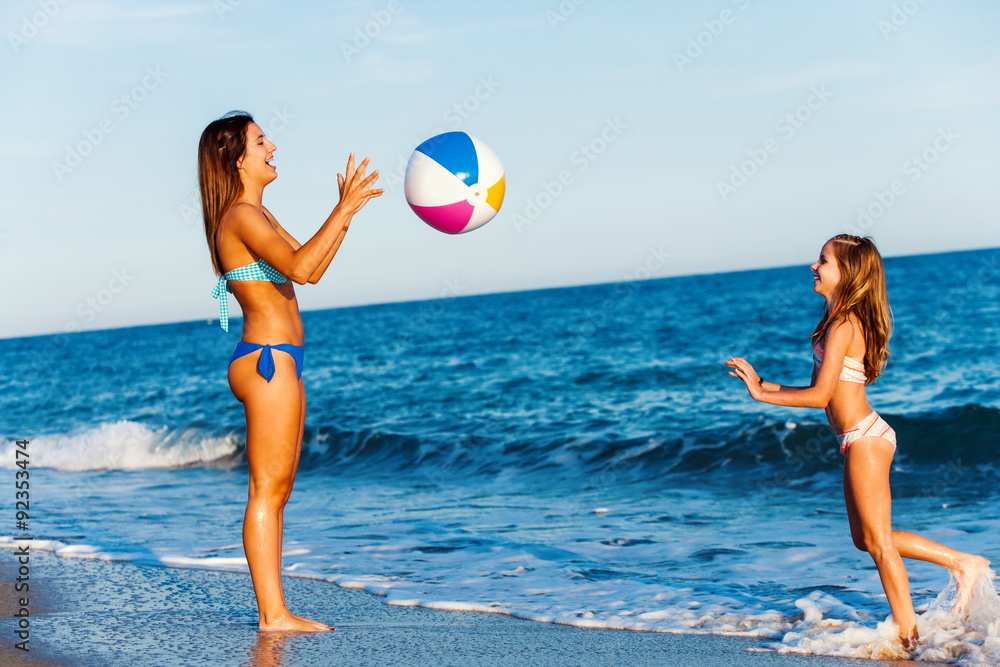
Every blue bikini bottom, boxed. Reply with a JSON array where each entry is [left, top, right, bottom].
[[230, 342, 303, 383]]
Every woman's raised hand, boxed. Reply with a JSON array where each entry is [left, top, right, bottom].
[[336, 153, 383, 215]]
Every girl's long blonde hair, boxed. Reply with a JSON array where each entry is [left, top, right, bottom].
[[809, 234, 893, 383], [197, 111, 254, 276]]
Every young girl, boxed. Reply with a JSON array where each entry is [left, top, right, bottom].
[[199, 112, 382, 631], [726, 234, 989, 648]]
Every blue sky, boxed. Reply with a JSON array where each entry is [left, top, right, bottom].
[[2, 0, 998, 339]]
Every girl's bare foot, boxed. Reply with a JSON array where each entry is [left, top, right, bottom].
[[900, 623, 918, 651], [952, 554, 991, 616], [259, 611, 334, 632]]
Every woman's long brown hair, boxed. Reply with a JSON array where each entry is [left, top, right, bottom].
[[198, 111, 254, 276], [809, 235, 893, 384]]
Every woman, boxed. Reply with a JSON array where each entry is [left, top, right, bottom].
[[726, 234, 988, 648], [198, 111, 382, 631]]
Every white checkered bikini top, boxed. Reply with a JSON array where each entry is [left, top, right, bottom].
[[210, 259, 287, 332]]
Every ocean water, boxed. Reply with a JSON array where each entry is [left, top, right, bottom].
[[2, 248, 999, 664]]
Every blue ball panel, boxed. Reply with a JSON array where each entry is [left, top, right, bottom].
[[415, 132, 479, 186]]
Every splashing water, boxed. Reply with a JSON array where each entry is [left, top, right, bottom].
[[770, 570, 1000, 665]]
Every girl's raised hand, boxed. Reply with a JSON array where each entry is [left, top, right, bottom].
[[336, 153, 383, 215], [726, 357, 762, 400]]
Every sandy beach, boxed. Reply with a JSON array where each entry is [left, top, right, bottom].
[[0, 550, 925, 667]]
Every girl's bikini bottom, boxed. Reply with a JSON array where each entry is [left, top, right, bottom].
[[230, 342, 303, 383], [836, 410, 896, 454]]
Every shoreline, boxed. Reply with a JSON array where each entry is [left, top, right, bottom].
[[0, 550, 914, 667]]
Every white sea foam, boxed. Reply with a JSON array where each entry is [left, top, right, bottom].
[[0, 420, 238, 471], [771, 571, 1000, 665]]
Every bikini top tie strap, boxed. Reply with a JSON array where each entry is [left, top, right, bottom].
[[211, 260, 288, 332], [211, 277, 230, 332]]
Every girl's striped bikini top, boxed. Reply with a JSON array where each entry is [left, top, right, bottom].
[[812, 340, 867, 384], [210, 259, 287, 332]]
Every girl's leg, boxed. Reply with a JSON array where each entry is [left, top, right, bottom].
[[231, 354, 331, 632], [892, 532, 990, 615], [844, 439, 991, 619], [843, 437, 916, 644]]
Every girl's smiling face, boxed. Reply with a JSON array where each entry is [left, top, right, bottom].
[[810, 240, 841, 299]]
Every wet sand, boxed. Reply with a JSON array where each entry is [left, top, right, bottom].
[[0, 550, 920, 666]]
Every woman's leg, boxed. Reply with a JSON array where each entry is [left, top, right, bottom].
[[843, 436, 916, 644], [279, 380, 310, 623], [230, 353, 331, 632]]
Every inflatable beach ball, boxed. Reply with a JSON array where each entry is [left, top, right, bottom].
[[404, 132, 505, 234]]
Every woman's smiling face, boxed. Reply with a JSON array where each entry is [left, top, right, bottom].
[[238, 122, 277, 186]]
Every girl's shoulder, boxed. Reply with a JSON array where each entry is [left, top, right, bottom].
[[825, 313, 863, 342]]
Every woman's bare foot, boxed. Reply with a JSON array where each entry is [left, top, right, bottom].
[[899, 623, 918, 651], [952, 554, 991, 616], [259, 611, 334, 632], [289, 610, 334, 629]]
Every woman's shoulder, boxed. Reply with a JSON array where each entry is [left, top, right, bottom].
[[216, 204, 265, 269], [221, 202, 263, 228], [218, 203, 270, 246]]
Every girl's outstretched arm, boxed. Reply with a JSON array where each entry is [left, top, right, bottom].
[[755, 363, 818, 392], [727, 319, 855, 409], [758, 380, 809, 392]]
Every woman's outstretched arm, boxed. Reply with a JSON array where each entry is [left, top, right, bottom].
[[300, 168, 368, 284], [305, 228, 348, 284], [229, 154, 381, 284], [262, 207, 347, 285]]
